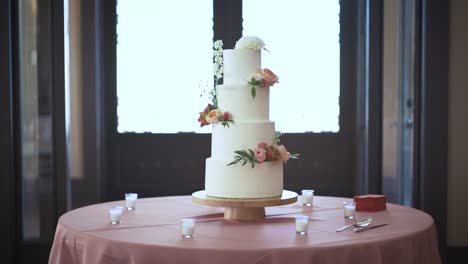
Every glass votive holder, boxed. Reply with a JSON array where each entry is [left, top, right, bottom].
[[181, 218, 196, 238], [109, 206, 124, 224], [343, 201, 356, 219], [125, 193, 138, 210], [295, 215, 310, 235], [301, 190, 314, 206]]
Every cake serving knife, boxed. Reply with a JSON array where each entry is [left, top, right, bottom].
[[353, 223, 389, 233]]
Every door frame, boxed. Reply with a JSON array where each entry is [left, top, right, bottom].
[[415, 0, 449, 258], [0, 1, 17, 263], [0, 0, 69, 263]]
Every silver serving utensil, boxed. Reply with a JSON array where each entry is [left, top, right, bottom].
[[336, 217, 372, 232], [353, 223, 389, 233]]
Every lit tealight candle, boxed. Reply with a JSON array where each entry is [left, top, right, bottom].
[[181, 218, 196, 238], [295, 215, 309, 235], [343, 201, 356, 219], [109, 206, 124, 224], [125, 193, 138, 210], [301, 190, 314, 206]]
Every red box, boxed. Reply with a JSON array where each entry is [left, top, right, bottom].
[[353, 194, 387, 212]]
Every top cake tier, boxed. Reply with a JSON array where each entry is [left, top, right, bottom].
[[223, 49, 260, 85]]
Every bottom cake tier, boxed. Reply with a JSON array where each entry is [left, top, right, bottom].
[[205, 157, 283, 198]]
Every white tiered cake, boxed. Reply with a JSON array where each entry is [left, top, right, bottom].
[[199, 37, 296, 199]]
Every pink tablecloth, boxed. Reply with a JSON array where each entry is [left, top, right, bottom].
[[49, 195, 441, 264]]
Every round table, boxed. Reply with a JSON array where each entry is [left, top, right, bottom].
[[48, 195, 441, 264]]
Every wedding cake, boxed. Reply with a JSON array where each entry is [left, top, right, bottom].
[[198, 36, 298, 199]]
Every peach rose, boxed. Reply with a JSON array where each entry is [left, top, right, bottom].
[[198, 104, 214, 127], [205, 109, 221, 124], [277, 145, 290, 163], [265, 145, 281, 161], [254, 147, 266, 163], [262, 68, 279, 87]]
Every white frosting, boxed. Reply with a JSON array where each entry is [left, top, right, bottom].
[[212, 121, 275, 160], [223, 49, 260, 85], [217, 84, 269, 121], [205, 158, 283, 198]]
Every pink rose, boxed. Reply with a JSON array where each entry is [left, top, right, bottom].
[[222, 111, 232, 120], [259, 79, 268, 88], [257, 142, 268, 149], [254, 147, 267, 163], [277, 145, 290, 163]]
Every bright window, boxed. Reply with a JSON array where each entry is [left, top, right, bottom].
[[116, 0, 339, 133], [243, 0, 340, 133], [117, 0, 213, 133]]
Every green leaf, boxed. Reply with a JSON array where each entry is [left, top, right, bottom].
[[251, 86, 256, 98], [228, 148, 258, 167], [273, 131, 282, 144], [290, 153, 301, 159], [235, 150, 246, 156]]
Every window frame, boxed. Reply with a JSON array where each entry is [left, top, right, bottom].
[[100, 0, 362, 201]]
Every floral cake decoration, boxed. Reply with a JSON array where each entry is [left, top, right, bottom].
[[197, 37, 279, 126], [227, 132, 300, 168], [198, 104, 234, 128], [247, 68, 279, 98], [198, 40, 235, 128], [234, 36, 279, 98], [234, 36, 269, 52]]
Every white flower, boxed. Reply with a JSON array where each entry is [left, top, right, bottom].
[[234, 36, 265, 51], [253, 72, 263, 81], [213, 39, 224, 81], [215, 69, 223, 79], [214, 40, 223, 49], [213, 63, 224, 79]]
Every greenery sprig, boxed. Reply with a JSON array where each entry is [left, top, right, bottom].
[[248, 78, 261, 98], [289, 153, 301, 159], [273, 131, 282, 145], [226, 150, 256, 168], [221, 119, 235, 128]]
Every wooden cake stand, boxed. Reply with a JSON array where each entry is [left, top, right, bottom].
[[192, 190, 298, 221]]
